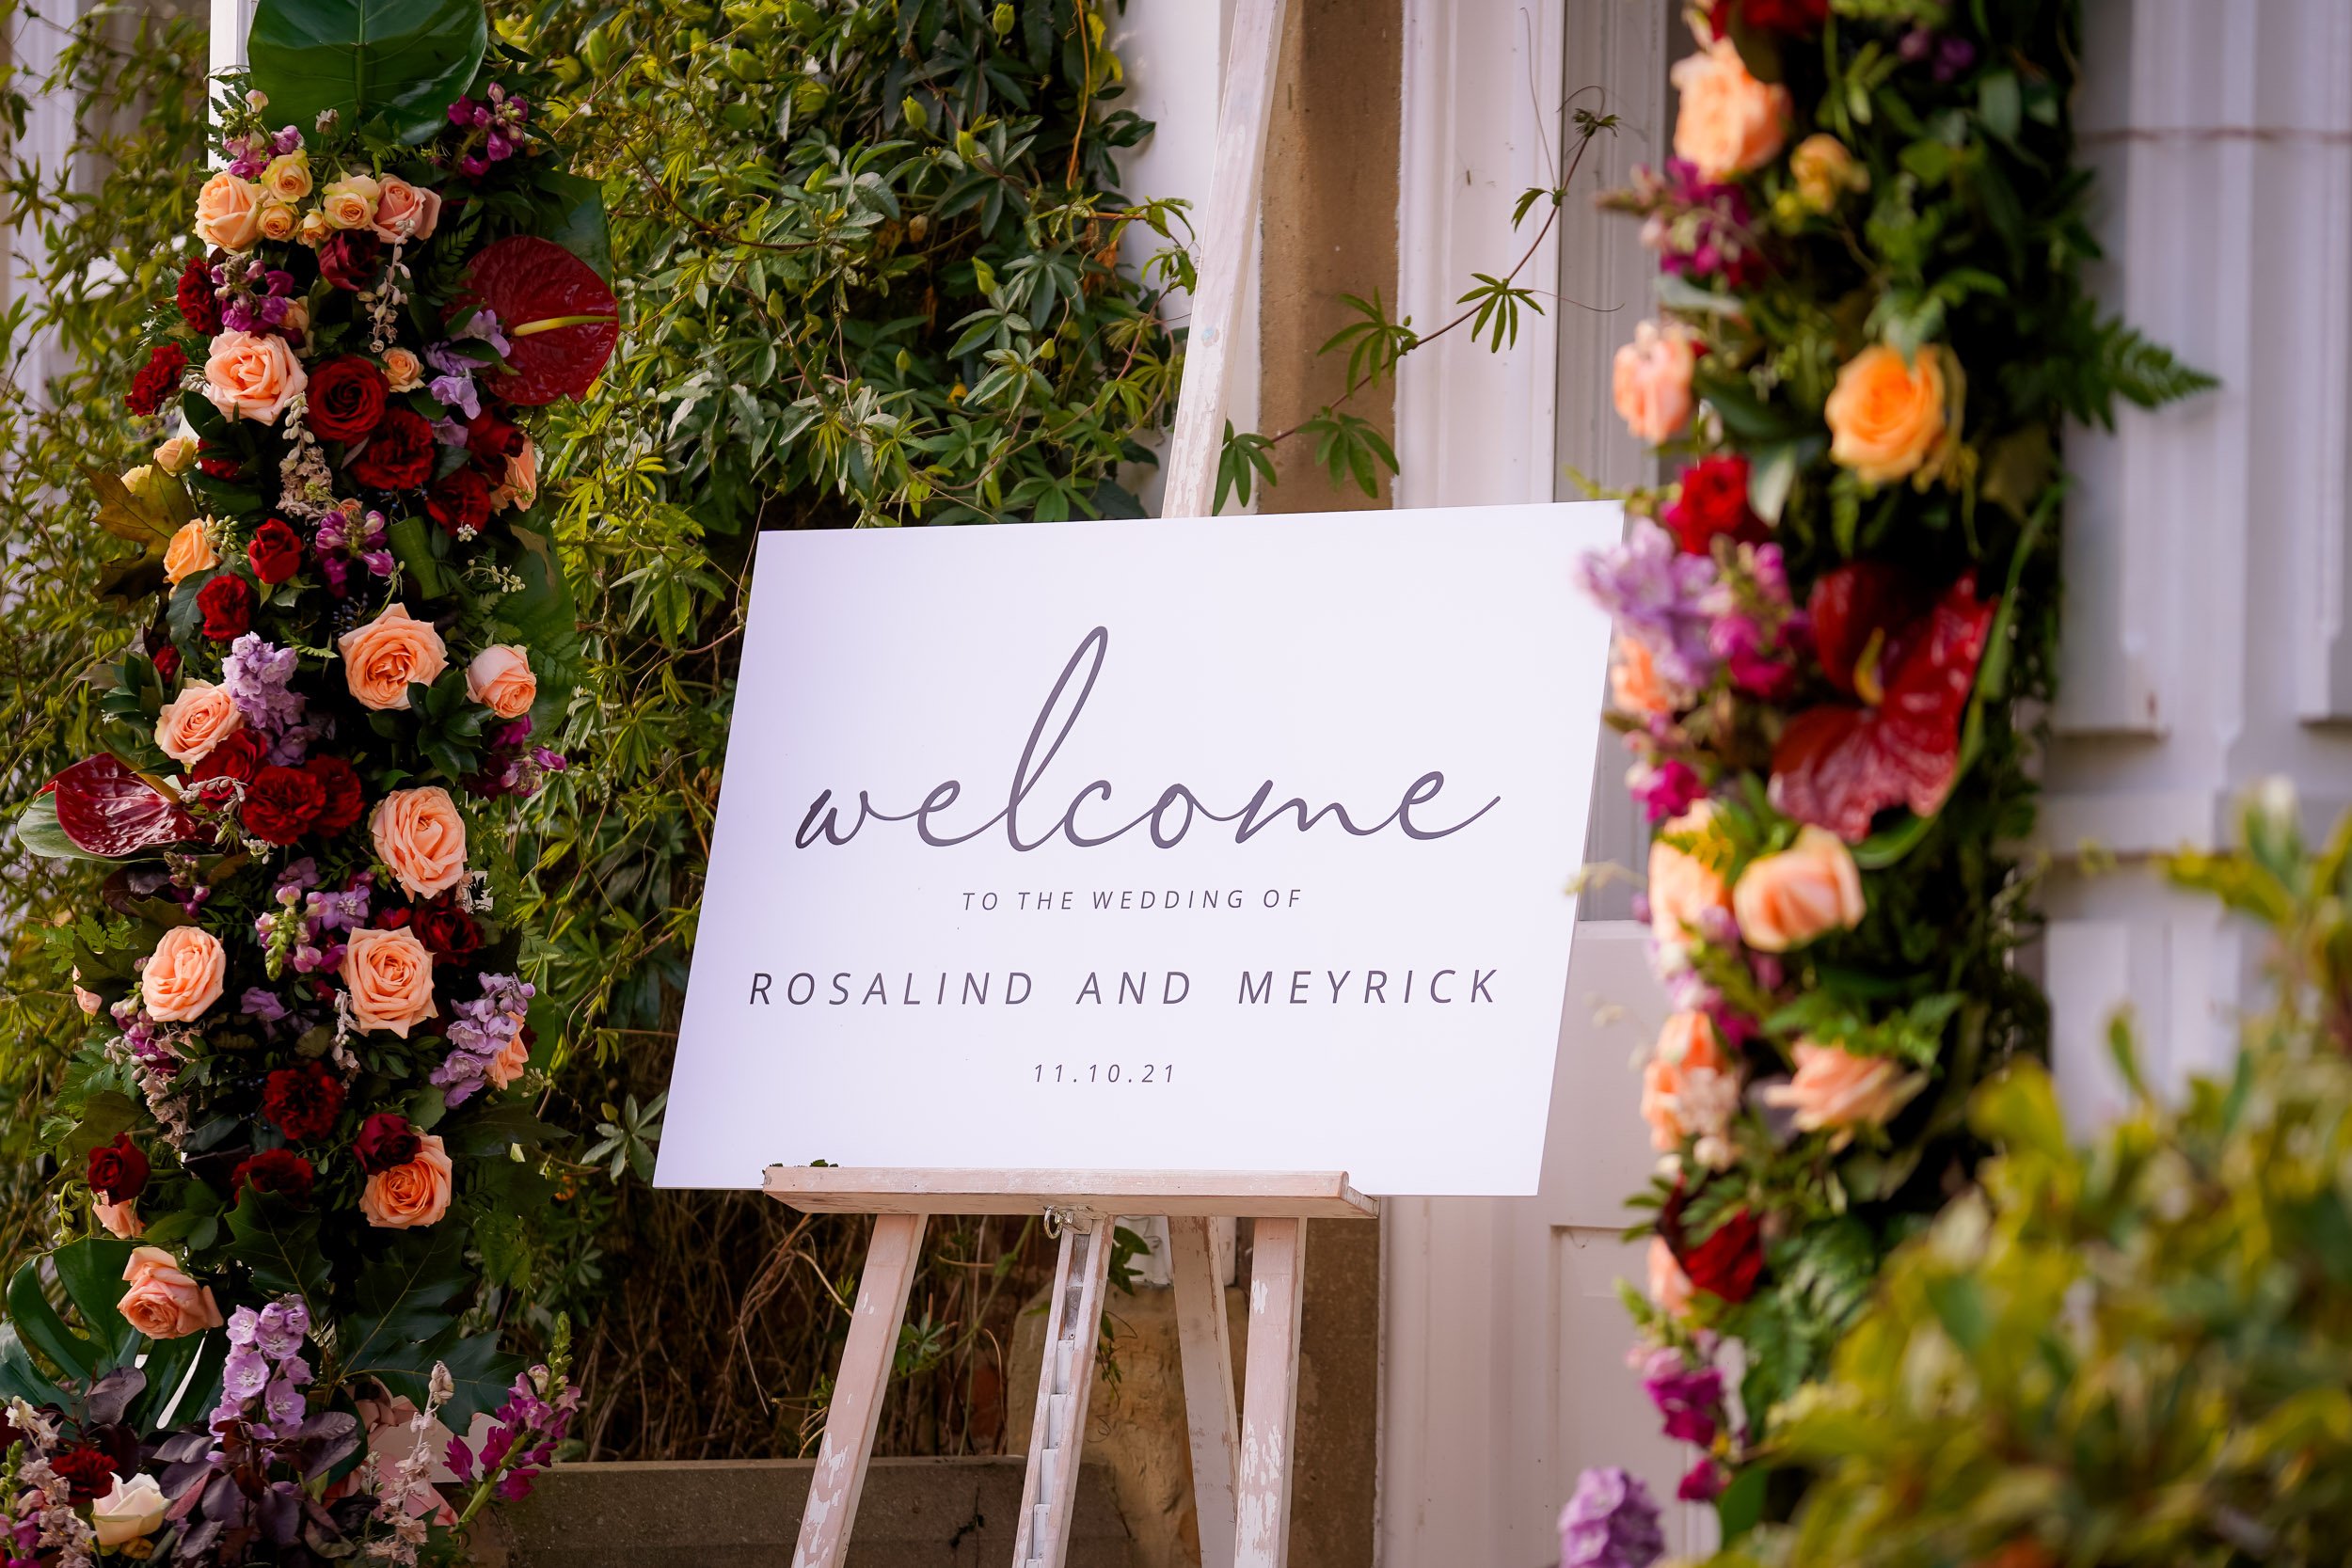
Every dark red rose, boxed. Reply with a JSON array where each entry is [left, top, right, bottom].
[[348, 406, 437, 491], [247, 517, 305, 585], [301, 754, 365, 835], [412, 901, 481, 961], [49, 1443, 120, 1501], [1708, 0, 1827, 35], [151, 643, 183, 682], [125, 342, 187, 417], [87, 1132, 150, 1202], [1660, 455, 1768, 557], [177, 255, 223, 335], [231, 1147, 316, 1203], [354, 1112, 421, 1175], [196, 573, 255, 641], [260, 1062, 344, 1143], [1677, 1208, 1764, 1304], [242, 764, 326, 846], [427, 466, 494, 536], [465, 405, 526, 463], [318, 230, 384, 293], [307, 355, 389, 443], [188, 726, 266, 786], [198, 442, 246, 481]]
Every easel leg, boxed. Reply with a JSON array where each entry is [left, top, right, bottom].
[[1234, 1217, 1307, 1568], [1169, 1214, 1239, 1568], [790, 1211, 927, 1568], [1011, 1212, 1115, 1568]]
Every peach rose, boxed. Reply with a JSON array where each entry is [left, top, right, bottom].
[[338, 603, 449, 710], [1610, 636, 1676, 719], [382, 347, 423, 392], [73, 971, 103, 1016], [491, 437, 537, 513], [258, 201, 299, 244], [1647, 1236, 1693, 1319], [193, 171, 265, 251], [116, 1245, 224, 1339], [340, 926, 438, 1037], [485, 1027, 532, 1090], [204, 330, 309, 424], [92, 1473, 168, 1548], [465, 645, 537, 720], [162, 517, 217, 585], [1733, 826, 1865, 952], [1670, 37, 1790, 181], [1647, 801, 1730, 958], [153, 436, 199, 476], [298, 210, 330, 247], [1825, 343, 1952, 486], [1612, 321, 1696, 445], [1641, 1010, 1737, 1154], [155, 679, 243, 766], [1789, 133, 1865, 213], [359, 1133, 453, 1228], [372, 178, 442, 243], [1762, 1041, 1918, 1148], [320, 173, 381, 230], [371, 786, 469, 898], [261, 150, 312, 203], [95, 1197, 143, 1240], [140, 925, 226, 1023]]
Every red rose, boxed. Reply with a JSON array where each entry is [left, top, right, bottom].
[[126, 342, 187, 418], [188, 727, 266, 785], [87, 1132, 150, 1202], [196, 573, 255, 641], [198, 443, 246, 482], [176, 255, 222, 336], [466, 405, 526, 463], [247, 517, 305, 585], [307, 355, 389, 443], [242, 764, 326, 846], [1708, 0, 1827, 35], [1660, 455, 1768, 557], [412, 901, 481, 961], [318, 230, 383, 292], [427, 467, 494, 536], [1677, 1207, 1764, 1304], [231, 1148, 315, 1203], [353, 1112, 421, 1175], [301, 754, 365, 835], [151, 643, 183, 683], [49, 1444, 119, 1501], [349, 406, 437, 491], [260, 1061, 344, 1143]]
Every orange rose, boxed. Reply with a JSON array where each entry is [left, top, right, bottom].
[[154, 679, 243, 767], [1762, 1041, 1919, 1148], [370, 786, 469, 898], [359, 1133, 453, 1228], [140, 925, 225, 1023], [1612, 321, 1696, 445], [1641, 1010, 1738, 1154], [485, 1027, 531, 1090], [203, 330, 308, 424], [320, 173, 381, 230], [193, 172, 265, 251], [382, 347, 423, 393], [1825, 343, 1953, 486], [1610, 636, 1676, 719], [1647, 802, 1729, 959], [1733, 826, 1866, 952], [341, 927, 438, 1037], [257, 202, 299, 244], [116, 1245, 223, 1339], [95, 1197, 144, 1240], [1670, 38, 1790, 181], [1647, 1235, 1694, 1319], [338, 603, 449, 711], [464, 645, 537, 720], [162, 518, 217, 585], [371, 178, 442, 243]]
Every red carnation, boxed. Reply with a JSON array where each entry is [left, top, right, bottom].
[[354, 1112, 421, 1175], [231, 1148, 315, 1203], [242, 764, 326, 846], [196, 573, 255, 641], [125, 342, 187, 418], [466, 405, 526, 463], [188, 727, 266, 786], [176, 255, 222, 335], [151, 643, 183, 683], [318, 230, 383, 293], [49, 1444, 120, 1501], [348, 406, 437, 491], [427, 467, 494, 536], [260, 1062, 344, 1143], [306, 355, 389, 443], [247, 517, 305, 585], [87, 1132, 150, 1203], [1659, 455, 1769, 557], [301, 754, 365, 835]]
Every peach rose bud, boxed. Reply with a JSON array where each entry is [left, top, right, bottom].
[[140, 925, 226, 1023], [1647, 800, 1729, 959], [1762, 1041, 1919, 1149], [262, 150, 312, 203], [371, 785, 469, 898], [193, 171, 266, 251], [1610, 636, 1676, 719], [1732, 826, 1866, 953], [359, 1133, 453, 1228], [116, 1244, 224, 1339], [162, 518, 217, 585], [1647, 1235, 1694, 1320], [95, 1196, 144, 1240], [485, 1027, 532, 1090], [1641, 1010, 1734, 1153], [1612, 321, 1696, 445], [1825, 343, 1952, 486], [203, 329, 310, 424], [155, 679, 243, 766], [465, 645, 537, 721], [320, 173, 382, 230], [382, 347, 424, 393], [340, 926, 439, 1037], [1670, 37, 1790, 181], [258, 201, 299, 244], [298, 210, 331, 247], [491, 438, 537, 513], [338, 603, 450, 711], [153, 436, 199, 476], [1789, 133, 1865, 214]]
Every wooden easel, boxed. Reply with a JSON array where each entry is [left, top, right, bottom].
[[766, 8, 1360, 1566]]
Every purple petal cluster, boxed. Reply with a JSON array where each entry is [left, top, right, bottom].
[[223, 633, 307, 736], [214, 1295, 313, 1439], [433, 974, 535, 1105], [446, 1365, 579, 1503], [1578, 520, 1722, 689], [1556, 1466, 1664, 1568]]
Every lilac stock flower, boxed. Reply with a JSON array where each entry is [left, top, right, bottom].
[[305, 877, 372, 934], [429, 373, 481, 421], [362, 548, 398, 578], [271, 126, 302, 155], [1578, 522, 1721, 689], [222, 301, 259, 333], [450, 307, 511, 358], [223, 634, 306, 735], [1557, 1466, 1664, 1568], [241, 988, 289, 1023], [1627, 757, 1703, 824], [434, 974, 535, 1105]]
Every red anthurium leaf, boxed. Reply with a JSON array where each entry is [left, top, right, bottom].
[[453, 236, 619, 406], [52, 754, 199, 858], [1770, 574, 1995, 842]]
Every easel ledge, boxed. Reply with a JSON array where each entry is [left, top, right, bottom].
[[763, 1165, 1379, 1220]]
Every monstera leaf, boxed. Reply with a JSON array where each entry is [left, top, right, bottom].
[[0, 1240, 226, 1432], [246, 0, 488, 145]]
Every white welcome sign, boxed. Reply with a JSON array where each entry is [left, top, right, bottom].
[[654, 502, 1618, 1196]]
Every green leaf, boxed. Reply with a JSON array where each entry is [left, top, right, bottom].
[[501, 524, 584, 729], [14, 795, 114, 863], [523, 169, 613, 280], [387, 513, 451, 600], [246, 0, 489, 145], [224, 1191, 329, 1302]]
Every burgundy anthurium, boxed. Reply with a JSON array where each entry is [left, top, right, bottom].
[[452, 236, 619, 406], [1768, 563, 1995, 843], [50, 754, 198, 857]]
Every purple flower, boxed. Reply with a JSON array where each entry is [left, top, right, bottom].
[[430, 374, 481, 420], [225, 1306, 261, 1347], [1677, 1458, 1726, 1502], [241, 988, 289, 1023], [1640, 1347, 1724, 1448], [222, 1349, 270, 1402], [450, 307, 511, 358], [1627, 758, 1704, 824], [254, 1300, 307, 1359], [434, 974, 535, 1105], [263, 1372, 307, 1426], [222, 301, 259, 333], [271, 126, 302, 155], [305, 878, 372, 934], [1579, 522, 1721, 689], [223, 634, 306, 735], [531, 746, 568, 773], [1557, 1466, 1664, 1568]]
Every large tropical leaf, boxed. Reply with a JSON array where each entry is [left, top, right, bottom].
[[245, 0, 488, 146], [224, 1193, 330, 1304], [8, 1238, 139, 1386], [336, 1228, 519, 1429]]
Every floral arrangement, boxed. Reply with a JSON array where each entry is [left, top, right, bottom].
[[0, 0, 613, 1558], [1576, 0, 2209, 1524]]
